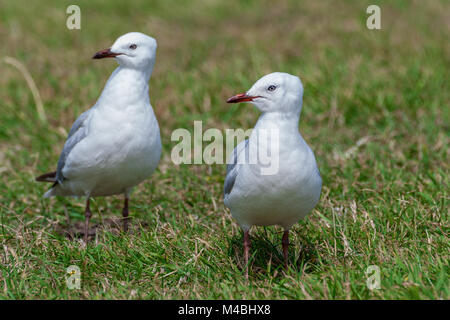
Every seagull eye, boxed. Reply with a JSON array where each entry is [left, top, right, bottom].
[[129, 44, 137, 50], [267, 85, 277, 92]]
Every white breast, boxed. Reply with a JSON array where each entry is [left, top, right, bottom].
[[225, 114, 322, 230], [61, 102, 161, 197]]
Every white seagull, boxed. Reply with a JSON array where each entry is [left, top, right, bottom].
[[36, 32, 162, 242], [224, 72, 322, 277]]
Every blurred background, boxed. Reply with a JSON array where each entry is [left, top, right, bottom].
[[0, 0, 448, 299]]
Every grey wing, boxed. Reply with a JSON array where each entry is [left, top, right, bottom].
[[55, 109, 91, 183], [224, 139, 249, 196]]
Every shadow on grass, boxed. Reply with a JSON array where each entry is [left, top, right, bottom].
[[53, 217, 149, 242], [227, 231, 319, 278]]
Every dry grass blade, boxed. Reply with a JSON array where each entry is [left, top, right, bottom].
[[2, 56, 47, 124]]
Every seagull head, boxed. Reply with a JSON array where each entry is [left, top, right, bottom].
[[227, 72, 303, 114], [93, 32, 157, 71]]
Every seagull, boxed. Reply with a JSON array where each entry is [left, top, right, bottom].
[[224, 72, 322, 277], [36, 32, 162, 242]]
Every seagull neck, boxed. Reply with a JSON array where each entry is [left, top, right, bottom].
[[256, 111, 301, 132], [111, 65, 152, 85], [97, 66, 152, 109]]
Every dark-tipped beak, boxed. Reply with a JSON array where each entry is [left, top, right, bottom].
[[92, 48, 121, 59], [226, 93, 259, 103]]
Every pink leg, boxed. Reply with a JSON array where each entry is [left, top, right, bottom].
[[282, 230, 289, 270], [243, 230, 251, 279], [122, 197, 129, 232], [84, 198, 92, 243]]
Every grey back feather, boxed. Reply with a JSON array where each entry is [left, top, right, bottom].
[[55, 109, 91, 183], [224, 139, 249, 196]]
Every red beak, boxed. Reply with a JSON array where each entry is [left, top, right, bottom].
[[226, 93, 260, 103], [92, 48, 121, 59]]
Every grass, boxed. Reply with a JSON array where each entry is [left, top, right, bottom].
[[0, 0, 449, 299]]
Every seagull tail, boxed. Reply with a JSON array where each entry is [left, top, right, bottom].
[[35, 171, 57, 183], [36, 171, 58, 198], [43, 188, 55, 198]]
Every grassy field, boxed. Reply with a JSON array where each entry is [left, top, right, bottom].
[[0, 0, 448, 299]]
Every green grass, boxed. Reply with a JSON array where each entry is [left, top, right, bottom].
[[0, 0, 449, 299]]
